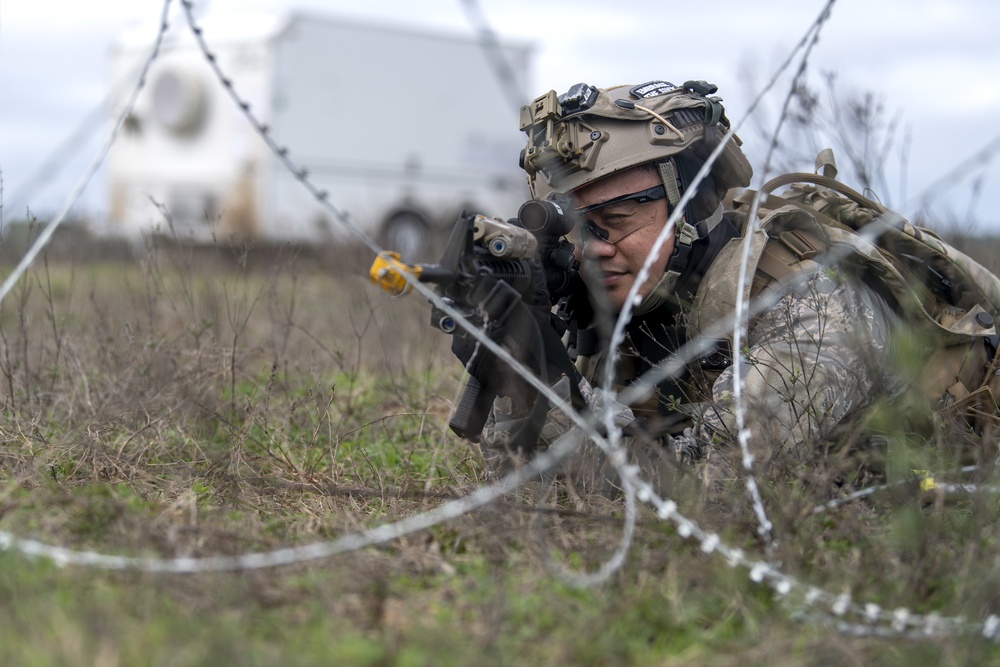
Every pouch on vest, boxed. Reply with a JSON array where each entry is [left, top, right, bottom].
[[707, 153, 1000, 427]]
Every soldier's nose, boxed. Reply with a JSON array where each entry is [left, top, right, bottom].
[[583, 238, 615, 260]]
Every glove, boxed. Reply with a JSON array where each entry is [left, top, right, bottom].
[[664, 427, 705, 463], [451, 322, 538, 406], [575, 376, 635, 431]]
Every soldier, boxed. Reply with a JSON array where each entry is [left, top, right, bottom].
[[460, 79, 997, 482]]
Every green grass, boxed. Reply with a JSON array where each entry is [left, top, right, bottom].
[[0, 239, 999, 665]]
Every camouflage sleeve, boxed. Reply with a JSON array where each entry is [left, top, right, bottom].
[[700, 269, 903, 456], [478, 395, 533, 477]]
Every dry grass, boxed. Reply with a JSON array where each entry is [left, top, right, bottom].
[[0, 230, 999, 665]]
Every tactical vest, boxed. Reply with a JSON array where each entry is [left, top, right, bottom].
[[575, 162, 1000, 432], [691, 168, 1000, 431]]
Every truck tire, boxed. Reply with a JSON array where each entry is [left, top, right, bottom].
[[380, 211, 436, 262]]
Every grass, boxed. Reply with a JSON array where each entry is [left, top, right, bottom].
[[1, 231, 1000, 666]]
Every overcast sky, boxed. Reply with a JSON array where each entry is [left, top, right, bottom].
[[1, 0, 999, 233]]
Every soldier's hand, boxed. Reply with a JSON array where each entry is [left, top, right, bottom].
[[450, 326, 536, 402]]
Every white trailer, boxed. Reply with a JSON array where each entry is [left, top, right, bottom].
[[107, 11, 534, 259]]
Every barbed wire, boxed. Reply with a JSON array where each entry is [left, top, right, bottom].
[[4, 414, 997, 640], [600, 0, 838, 555], [0, 0, 175, 307], [727, 0, 836, 555], [178, 9, 598, 423], [176, 1, 378, 255], [621, 447, 1000, 641], [459, 0, 527, 112], [811, 464, 997, 514], [1, 0, 999, 648], [3, 31, 189, 225], [0, 428, 589, 572], [366, 0, 1000, 635], [14, 3, 978, 643], [174, 4, 632, 502]]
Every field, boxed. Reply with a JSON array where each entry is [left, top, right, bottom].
[[1, 229, 1000, 666]]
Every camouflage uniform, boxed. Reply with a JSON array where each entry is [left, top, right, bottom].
[[474, 79, 996, 479], [479, 236, 905, 479], [697, 261, 903, 459]]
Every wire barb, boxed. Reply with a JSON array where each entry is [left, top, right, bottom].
[[1, 0, 998, 647]]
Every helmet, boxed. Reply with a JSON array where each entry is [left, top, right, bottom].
[[519, 80, 753, 305], [520, 79, 751, 199]]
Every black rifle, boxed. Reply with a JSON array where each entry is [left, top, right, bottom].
[[370, 199, 589, 443]]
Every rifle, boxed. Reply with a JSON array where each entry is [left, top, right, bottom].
[[369, 199, 589, 443]]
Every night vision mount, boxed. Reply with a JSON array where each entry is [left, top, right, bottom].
[[518, 85, 609, 187]]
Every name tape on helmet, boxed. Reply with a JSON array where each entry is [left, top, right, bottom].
[[629, 81, 678, 99]]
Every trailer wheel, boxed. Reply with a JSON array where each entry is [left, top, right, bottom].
[[380, 211, 436, 262]]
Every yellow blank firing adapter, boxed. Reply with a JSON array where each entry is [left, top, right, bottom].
[[369, 251, 422, 297]]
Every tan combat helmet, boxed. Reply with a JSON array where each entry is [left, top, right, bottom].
[[519, 81, 753, 302]]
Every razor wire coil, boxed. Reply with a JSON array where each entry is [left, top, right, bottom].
[[0, 0, 999, 648], [0, 0, 175, 307]]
